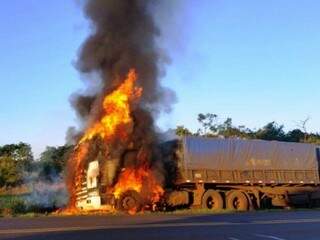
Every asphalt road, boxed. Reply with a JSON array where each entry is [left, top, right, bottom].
[[1, 210, 320, 240]]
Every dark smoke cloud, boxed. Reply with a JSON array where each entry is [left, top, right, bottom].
[[66, 0, 178, 200], [71, 0, 176, 128]]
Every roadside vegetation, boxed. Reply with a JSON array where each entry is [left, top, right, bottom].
[[176, 113, 320, 144], [0, 144, 72, 217], [0, 194, 27, 217]]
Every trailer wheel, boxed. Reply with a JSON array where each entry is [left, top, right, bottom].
[[226, 191, 248, 211], [201, 190, 223, 210], [116, 190, 143, 213]]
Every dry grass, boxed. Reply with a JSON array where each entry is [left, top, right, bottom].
[[0, 185, 30, 196]]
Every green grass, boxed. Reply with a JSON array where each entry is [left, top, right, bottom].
[[0, 195, 21, 208], [0, 194, 28, 217]]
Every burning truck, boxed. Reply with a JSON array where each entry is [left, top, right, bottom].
[[66, 69, 165, 213], [74, 134, 320, 213]]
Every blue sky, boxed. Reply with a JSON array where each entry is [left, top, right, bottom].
[[0, 0, 319, 157]]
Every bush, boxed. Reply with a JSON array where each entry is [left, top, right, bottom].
[[0, 194, 59, 217], [11, 200, 27, 214], [0, 195, 27, 216], [0, 208, 13, 217]]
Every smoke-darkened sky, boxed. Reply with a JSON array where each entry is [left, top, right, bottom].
[[1, 0, 320, 157]]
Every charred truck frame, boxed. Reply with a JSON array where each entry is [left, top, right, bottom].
[[76, 136, 320, 212]]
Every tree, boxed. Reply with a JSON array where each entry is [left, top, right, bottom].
[[305, 133, 320, 145], [0, 142, 34, 188], [197, 113, 218, 136], [196, 113, 253, 139], [175, 125, 192, 137], [0, 156, 21, 187], [216, 118, 253, 139], [286, 129, 305, 143], [296, 117, 310, 142], [255, 122, 286, 141], [38, 145, 72, 181], [0, 142, 34, 172]]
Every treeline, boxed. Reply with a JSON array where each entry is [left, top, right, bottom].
[[0, 143, 33, 188], [176, 113, 320, 144], [0, 143, 72, 189]]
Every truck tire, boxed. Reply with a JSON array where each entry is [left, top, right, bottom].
[[226, 191, 248, 211], [116, 190, 143, 213], [201, 190, 223, 210]]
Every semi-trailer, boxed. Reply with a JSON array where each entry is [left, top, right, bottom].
[[76, 136, 320, 212]]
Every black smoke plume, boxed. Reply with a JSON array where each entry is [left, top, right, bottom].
[[71, 0, 174, 126], [67, 0, 176, 205]]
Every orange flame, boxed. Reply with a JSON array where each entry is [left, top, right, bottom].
[[79, 69, 142, 144], [66, 69, 164, 213], [67, 69, 141, 210], [64, 142, 90, 212], [113, 166, 164, 204]]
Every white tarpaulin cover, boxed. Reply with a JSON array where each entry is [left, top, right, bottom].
[[183, 137, 319, 171]]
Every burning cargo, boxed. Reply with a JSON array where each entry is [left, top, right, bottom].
[[75, 136, 320, 212]]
